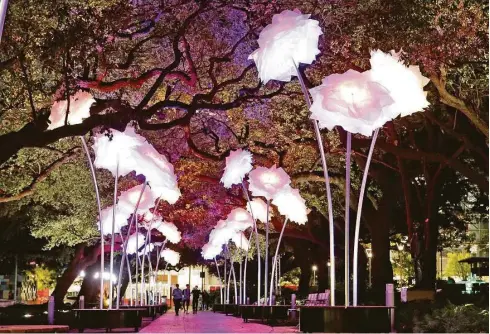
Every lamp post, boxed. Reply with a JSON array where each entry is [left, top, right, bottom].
[[397, 243, 404, 286], [312, 265, 318, 288], [365, 249, 373, 287]]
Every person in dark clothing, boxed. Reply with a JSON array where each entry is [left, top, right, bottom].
[[191, 286, 200, 314], [183, 284, 191, 314], [202, 290, 209, 310], [172, 284, 183, 316]]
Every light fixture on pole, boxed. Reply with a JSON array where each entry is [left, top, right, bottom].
[[312, 265, 318, 287], [365, 249, 373, 287]]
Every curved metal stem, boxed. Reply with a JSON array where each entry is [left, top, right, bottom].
[[226, 244, 238, 304], [353, 128, 379, 306], [116, 181, 147, 308], [293, 63, 336, 306], [109, 160, 119, 309], [241, 181, 262, 305], [214, 257, 223, 304], [269, 217, 288, 304], [265, 199, 270, 305], [345, 132, 352, 306], [80, 136, 104, 309], [243, 230, 253, 304]]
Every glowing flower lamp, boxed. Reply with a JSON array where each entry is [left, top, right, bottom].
[[209, 220, 236, 247], [248, 9, 322, 83], [92, 125, 147, 177], [126, 232, 146, 255], [202, 243, 223, 260], [369, 49, 430, 118], [48, 91, 95, 130], [97, 206, 129, 235], [272, 185, 308, 225], [220, 149, 253, 188], [248, 165, 291, 200], [151, 220, 182, 244], [246, 198, 271, 223], [161, 249, 180, 266], [309, 69, 394, 136], [226, 208, 254, 231], [118, 184, 158, 215]]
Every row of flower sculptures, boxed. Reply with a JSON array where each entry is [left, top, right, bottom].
[[50, 98, 183, 308], [204, 9, 429, 307], [47, 8, 429, 308]]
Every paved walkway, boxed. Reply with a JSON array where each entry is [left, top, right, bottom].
[[140, 310, 298, 333]]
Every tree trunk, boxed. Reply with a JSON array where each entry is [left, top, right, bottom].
[[51, 243, 100, 308]]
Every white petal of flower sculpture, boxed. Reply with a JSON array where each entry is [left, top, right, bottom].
[[248, 9, 322, 83], [92, 125, 146, 177], [248, 165, 291, 200], [48, 91, 95, 130], [209, 220, 236, 247], [220, 149, 253, 188], [134, 142, 181, 204], [226, 208, 254, 231], [118, 184, 159, 215], [126, 232, 146, 255], [161, 249, 180, 266], [246, 198, 270, 223], [151, 220, 182, 244], [272, 185, 308, 225], [309, 69, 395, 136], [97, 206, 129, 235], [369, 50, 430, 118], [231, 232, 250, 251], [202, 243, 222, 260]]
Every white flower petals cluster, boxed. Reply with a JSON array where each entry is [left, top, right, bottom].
[[249, 9, 322, 83], [310, 69, 394, 136], [161, 249, 180, 266], [246, 198, 270, 223], [118, 184, 159, 215], [231, 232, 250, 251], [150, 220, 182, 244], [220, 149, 253, 188], [248, 165, 291, 200], [48, 91, 95, 130], [369, 49, 430, 118], [126, 232, 146, 255], [97, 205, 129, 235], [271, 185, 308, 225]]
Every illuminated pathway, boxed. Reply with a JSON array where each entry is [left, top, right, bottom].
[[140, 310, 298, 333]]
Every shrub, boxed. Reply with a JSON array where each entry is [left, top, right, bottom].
[[413, 303, 489, 333]]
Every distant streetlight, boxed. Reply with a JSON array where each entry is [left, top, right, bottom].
[[365, 249, 373, 287], [312, 265, 318, 287], [80, 270, 86, 278]]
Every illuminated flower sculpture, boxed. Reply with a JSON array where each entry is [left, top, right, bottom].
[[369, 49, 429, 118], [220, 149, 253, 188], [231, 232, 250, 251], [118, 184, 158, 215], [126, 232, 146, 255], [309, 69, 394, 136], [272, 185, 308, 225], [97, 206, 128, 235], [226, 208, 254, 231], [161, 249, 180, 266], [248, 9, 322, 83], [48, 91, 95, 130], [92, 125, 146, 177], [248, 165, 291, 200], [151, 220, 182, 244], [246, 198, 270, 222], [202, 243, 223, 260]]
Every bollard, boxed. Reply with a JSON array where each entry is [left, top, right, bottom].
[[289, 293, 297, 321], [400, 287, 408, 303], [48, 296, 55, 325], [246, 297, 250, 305], [79, 296, 85, 309], [386, 284, 395, 332]]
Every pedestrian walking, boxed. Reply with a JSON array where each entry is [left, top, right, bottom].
[[172, 284, 183, 316], [191, 285, 200, 314], [183, 284, 191, 314]]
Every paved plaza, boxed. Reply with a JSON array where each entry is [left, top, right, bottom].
[[140, 310, 299, 333]]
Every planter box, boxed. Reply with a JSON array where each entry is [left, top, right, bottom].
[[299, 306, 393, 333], [72, 308, 145, 332]]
